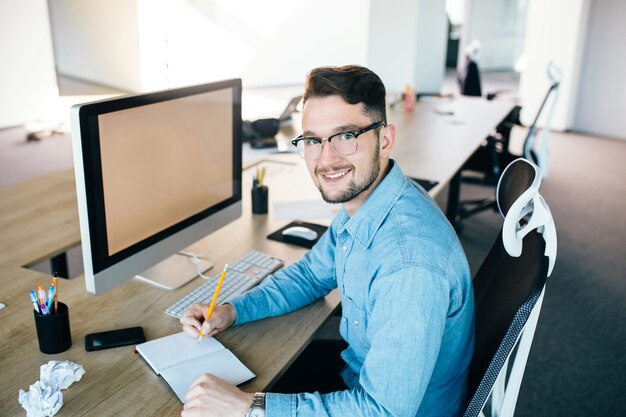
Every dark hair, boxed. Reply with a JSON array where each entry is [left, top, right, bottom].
[[303, 65, 387, 124]]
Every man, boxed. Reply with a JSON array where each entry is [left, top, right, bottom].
[[181, 65, 475, 417]]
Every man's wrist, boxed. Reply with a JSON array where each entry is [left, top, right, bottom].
[[224, 303, 238, 326]]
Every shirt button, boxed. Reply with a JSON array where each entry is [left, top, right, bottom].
[[343, 245, 347, 251], [354, 320, 359, 326]]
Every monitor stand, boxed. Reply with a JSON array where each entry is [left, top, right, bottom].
[[133, 253, 213, 290]]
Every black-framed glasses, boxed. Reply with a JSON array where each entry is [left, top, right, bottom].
[[291, 121, 385, 160]]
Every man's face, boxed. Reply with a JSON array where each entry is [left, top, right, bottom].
[[301, 95, 393, 213]]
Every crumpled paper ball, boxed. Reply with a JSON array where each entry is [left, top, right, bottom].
[[40, 360, 85, 390], [18, 360, 85, 417], [18, 380, 63, 417]]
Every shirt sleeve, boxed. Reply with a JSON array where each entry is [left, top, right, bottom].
[[265, 265, 452, 417], [229, 224, 339, 326]]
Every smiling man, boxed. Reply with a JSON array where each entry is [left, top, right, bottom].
[[180, 65, 475, 417]]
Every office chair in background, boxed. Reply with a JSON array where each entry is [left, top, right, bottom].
[[458, 41, 483, 97], [458, 40, 512, 101], [455, 63, 561, 225], [463, 158, 557, 417]]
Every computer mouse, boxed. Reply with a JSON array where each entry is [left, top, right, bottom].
[[281, 226, 318, 241]]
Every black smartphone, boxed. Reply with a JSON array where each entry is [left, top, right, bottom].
[[85, 326, 145, 351]]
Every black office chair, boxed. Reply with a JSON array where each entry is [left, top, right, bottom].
[[455, 64, 561, 225], [463, 158, 557, 417], [458, 54, 483, 97]]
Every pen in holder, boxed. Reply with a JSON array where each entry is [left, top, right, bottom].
[[251, 167, 269, 214], [251, 183, 269, 214], [33, 302, 72, 354]]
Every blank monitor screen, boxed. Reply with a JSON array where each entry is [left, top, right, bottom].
[[71, 79, 242, 295]]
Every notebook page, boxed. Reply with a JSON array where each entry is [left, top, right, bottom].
[[160, 348, 256, 402], [136, 332, 225, 373]]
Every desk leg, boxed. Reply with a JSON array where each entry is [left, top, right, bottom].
[[50, 252, 68, 278], [446, 171, 461, 229]]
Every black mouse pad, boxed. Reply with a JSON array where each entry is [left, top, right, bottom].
[[267, 220, 329, 249]]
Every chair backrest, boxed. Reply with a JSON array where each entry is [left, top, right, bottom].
[[464, 158, 557, 417], [521, 63, 561, 178], [458, 56, 483, 97]]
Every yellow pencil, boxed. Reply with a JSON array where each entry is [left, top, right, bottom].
[[197, 264, 229, 342], [256, 166, 266, 186]]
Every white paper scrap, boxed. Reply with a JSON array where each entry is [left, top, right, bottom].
[[18, 360, 85, 417], [40, 360, 86, 390], [18, 380, 63, 417]]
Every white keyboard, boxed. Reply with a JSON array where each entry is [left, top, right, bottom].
[[165, 250, 284, 318]]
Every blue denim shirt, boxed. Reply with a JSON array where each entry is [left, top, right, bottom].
[[229, 161, 475, 417]]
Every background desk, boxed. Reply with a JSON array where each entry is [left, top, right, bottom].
[[389, 96, 514, 198], [0, 96, 513, 416]]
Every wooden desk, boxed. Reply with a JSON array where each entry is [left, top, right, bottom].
[[0, 96, 513, 416], [388, 96, 514, 198], [0, 164, 338, 416]]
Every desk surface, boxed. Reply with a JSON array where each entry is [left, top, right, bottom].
[[390, 97, 513, 196], [0, 97, 513, 416]]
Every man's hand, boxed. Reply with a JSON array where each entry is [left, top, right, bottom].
[[180, 303, 237, 339], [181, 374, 254, 417]]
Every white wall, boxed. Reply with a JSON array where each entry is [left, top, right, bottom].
[[461, 0, 528, 71], [48, 0, 141, 92], [573, 0, 626, 140], [368, 0, 448, 93], [48, 0, 450, 94], [518, 0, 590, 130], [0, 0, 57, 128], [414, 0, 448, 93], [49, 0, 370, 92]]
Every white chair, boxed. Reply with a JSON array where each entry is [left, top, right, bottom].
[[463, 158, 557, 417]]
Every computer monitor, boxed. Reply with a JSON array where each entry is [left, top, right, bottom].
[[71, 79, 242, 295]]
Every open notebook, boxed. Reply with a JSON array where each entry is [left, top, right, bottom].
[[136, 332, 255, 402]]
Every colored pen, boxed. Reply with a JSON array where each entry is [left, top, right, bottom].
[[198, 264, 229, 342], [40, 302, 50, 316], [47, 284, 55, 313], [29, 290, 40, 313], [37, 285, 47, 306], [37, 285, 50, 316]]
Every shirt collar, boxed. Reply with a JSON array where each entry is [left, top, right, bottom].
[[335, 160, 406, 248]]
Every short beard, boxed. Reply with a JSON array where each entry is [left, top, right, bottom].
[[318, 143, 381, 204]]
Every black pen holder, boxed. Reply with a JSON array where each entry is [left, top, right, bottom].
[[251, 185, 269, 214], [33, 302, 72, 354]]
